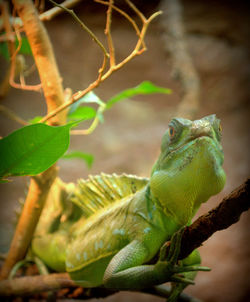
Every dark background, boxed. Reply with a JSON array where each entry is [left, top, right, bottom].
[[0, 1, 249, 301]]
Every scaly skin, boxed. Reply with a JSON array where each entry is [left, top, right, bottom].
[[32, 115, 226, 299]]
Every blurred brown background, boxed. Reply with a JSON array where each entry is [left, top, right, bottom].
[[0, 0, 249, 301]]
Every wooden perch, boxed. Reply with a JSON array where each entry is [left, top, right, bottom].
[[178, 178, 250, 259], [0, 179, 248, 298]]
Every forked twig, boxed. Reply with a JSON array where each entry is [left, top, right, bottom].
[[41, 1, 161, 124]]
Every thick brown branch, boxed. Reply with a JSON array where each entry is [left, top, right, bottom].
[[12, 0, 66, 126], [178, 178, 250, 259], [0, 273, 76, 296], [0, 166, 57, 280], [0, 0, 67, 281]]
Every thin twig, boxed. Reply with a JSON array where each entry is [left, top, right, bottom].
[[105, 0, 115, 67], [95, 0, 141, 39], [48, 0, 109, 60], [40, 5, 161, 124], [0, 105, 29, 126], [126, 0, 146, 22], [10, 22, 42, 92], [2, 2, 42, 92], [70, 105, 106, 135], [40, 0, 81, 21]]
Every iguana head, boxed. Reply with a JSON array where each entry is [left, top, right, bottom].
[[150, 115, 226, 225]]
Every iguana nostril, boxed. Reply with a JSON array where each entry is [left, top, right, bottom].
[[191, 122, 212, 138]]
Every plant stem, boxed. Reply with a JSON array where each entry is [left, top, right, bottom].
[[12, 0, 67, 126], [0, 0, 67, 280], [0, 166, 57, 280]]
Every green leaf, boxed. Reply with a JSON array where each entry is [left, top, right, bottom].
[[0, 179, 10, 183], [0, 123, 75, 179], [67, 106, 96, 121], [0, 35, 32, 61], [28, 116, 43, 124], [69, 91, 103, 114], [62, 151, 94, 168], [0, 41, 9, 60], [16, 36, 32, 56], [106, 81, 172, 109]]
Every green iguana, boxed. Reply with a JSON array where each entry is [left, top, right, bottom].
[[31, 115, 226, 301]]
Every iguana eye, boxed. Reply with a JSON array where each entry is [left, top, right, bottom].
[[169, 126, 175, 139]]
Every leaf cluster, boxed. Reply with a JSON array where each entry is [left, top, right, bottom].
[[0, 81, 171, 182]]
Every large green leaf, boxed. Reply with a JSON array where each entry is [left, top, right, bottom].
[[0, 123, 75, 179], [62, 151, 94, 168], [106, 81, 172, 109]]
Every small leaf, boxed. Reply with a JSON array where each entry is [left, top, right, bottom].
[[16, 36, 32, 56], [0, 35, 32, 61], [0, 123, 75, 179], [0, 41, 10, 60], [67, 106, 96, 121], [62, 151, 94, 168], [69, 91, 103, 114], [29, 116, 43, 124], [106, 81, 172, 109]]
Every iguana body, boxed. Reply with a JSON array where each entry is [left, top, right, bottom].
[[32, 115, 226, 297]]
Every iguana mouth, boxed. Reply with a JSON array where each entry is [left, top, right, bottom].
[[174, 135, 212, 152]]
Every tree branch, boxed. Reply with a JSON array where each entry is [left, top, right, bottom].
[[0, 166, 57, 280], [0, 179, 248, 297], [178, 178, 250, 259], [40, 3, 161, 124], [0, 0, 67, 280], [12, 0, 67, 126], [0, 273, 76, 296]]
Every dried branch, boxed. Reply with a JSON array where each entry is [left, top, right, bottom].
[[40, 0, 81, 21], [178, 178, 250, 259], [12, 0, 67, 126], [160, 0, 200, 120], [10, 23, 42, 92], [0, 273, 76, 296], [1, 1, 42, 92], [0, 0, 67, 280], [95, 0, 141, 40], [48, 0, 109, 59], [0, 166, 57, 280], [105, 0, 115, 67], [40, 3, 161, 124], [0, 179, 248, 297]]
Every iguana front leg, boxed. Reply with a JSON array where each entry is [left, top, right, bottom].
[[103, 230, 208, 293], [167, 249, 202, 302]]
